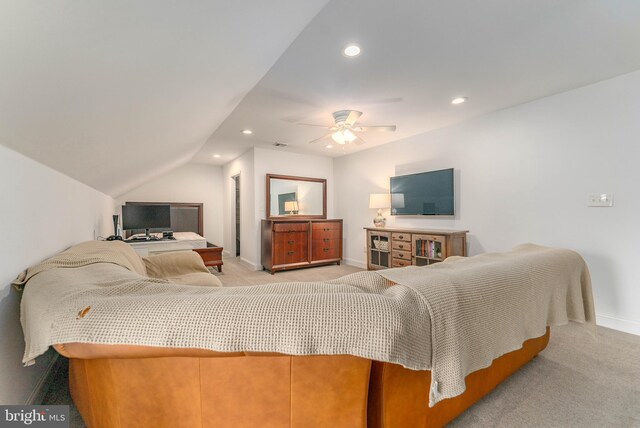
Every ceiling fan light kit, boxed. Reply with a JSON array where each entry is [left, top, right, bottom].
[[304, 109, 396, 148], [331, 129, 357, 144]]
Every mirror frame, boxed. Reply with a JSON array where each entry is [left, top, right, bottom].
[[266, 173, 327, 220]]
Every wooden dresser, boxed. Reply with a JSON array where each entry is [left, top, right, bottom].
[[364, 227, 468, 270], [261, 219, 343, 273]]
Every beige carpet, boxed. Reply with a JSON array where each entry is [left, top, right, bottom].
[[42, 257, 640, 427], [209, 257, 361, 286]]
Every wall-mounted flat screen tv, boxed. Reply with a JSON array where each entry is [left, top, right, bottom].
[[390, 168, 454, 215]]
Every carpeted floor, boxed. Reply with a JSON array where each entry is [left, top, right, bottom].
[[209, 256, 362, 286], [41, 257, 640, 427]]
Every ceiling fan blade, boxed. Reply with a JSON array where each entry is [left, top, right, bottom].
[[308, 133, 332, 144], [297, 123, 333, 128], [352, 125, 397, 132], [354, 135, 367, 145], [344, 110, 363, 127]]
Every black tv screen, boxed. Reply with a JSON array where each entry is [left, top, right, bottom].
[[390, 168, 454, 215], [122, 204, 171, 230]]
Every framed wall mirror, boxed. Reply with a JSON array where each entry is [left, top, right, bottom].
[[266, 174, 327, 220]]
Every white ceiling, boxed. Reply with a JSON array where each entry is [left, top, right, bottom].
[[0, 0, 329, 196], [192, 0, 640, 164], [3, 1, 640, 196]]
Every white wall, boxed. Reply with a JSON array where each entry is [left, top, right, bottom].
[[0, 144, 114, 404], [334, 70, 640, 335], [222, 149, 255, 264], [114, 164, 224, 245]]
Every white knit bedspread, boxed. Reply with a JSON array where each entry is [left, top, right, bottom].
[[377, 243, 596, 405], [20, 264, 431, 370], [19, 244, 595, 407]]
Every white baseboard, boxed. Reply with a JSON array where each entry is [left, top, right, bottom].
[[343, 258, 367, 269], [596, 313, 640, 336], [26, 353, 60, 405], [240, 257, 262, 271]]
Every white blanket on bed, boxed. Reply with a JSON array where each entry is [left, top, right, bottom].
[[378, 244, 596, 405], [18, 243, 594, 406]]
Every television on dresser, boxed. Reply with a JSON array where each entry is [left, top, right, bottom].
[[390, 168, 454, 215]]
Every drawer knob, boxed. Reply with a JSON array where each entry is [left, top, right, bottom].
[[398, 235, 404, 239], [323, 238, 330, 242], [288, 240, 295, 244], [323, 228, 330, 231], [399, 253, 404, 257], [287, 251, 295, 255], [323, 248, 329, 252], [398, 244, 404, 249]]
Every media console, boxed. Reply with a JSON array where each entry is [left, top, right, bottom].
[[364, 227, 468, 270]]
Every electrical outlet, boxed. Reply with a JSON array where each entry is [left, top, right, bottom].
[[587, 193, 613, 207]]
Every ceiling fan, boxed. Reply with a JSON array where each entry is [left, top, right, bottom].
[[301, 110, 396, 146]]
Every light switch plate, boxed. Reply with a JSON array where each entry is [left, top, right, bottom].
[[587, 193, 614, 207]]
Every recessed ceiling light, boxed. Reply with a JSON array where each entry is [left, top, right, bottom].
[[213, 154, 221, 158], [451, 97, 467, 105], [343, 44, 361, 57], [241, 129, 253, 135], [325, 144, 333, 149]]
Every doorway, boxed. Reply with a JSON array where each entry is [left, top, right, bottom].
[[233, 175, 240, 257]]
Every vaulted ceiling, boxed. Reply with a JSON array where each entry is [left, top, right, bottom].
[[2, 0, 640, 196], [193, 0, 640, 164], [0, 0, 329, 196]]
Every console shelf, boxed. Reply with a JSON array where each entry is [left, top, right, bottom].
[[364, 227, 468, 270]]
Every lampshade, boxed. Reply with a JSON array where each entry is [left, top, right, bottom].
[[331, 129, 357, 145], [369, 193, 391, 209], [284, 201, 299, 212]]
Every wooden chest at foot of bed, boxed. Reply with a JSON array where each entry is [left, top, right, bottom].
[[193, 246, 223, 272]]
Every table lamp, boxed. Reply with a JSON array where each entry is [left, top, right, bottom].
[[284, 200, 299, 215], [369, 193, 390, 227]]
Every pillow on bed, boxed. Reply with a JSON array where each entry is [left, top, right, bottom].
[[166, 272, 222, 287], [143, 251, 222, 287]]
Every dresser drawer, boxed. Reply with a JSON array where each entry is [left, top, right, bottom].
[[312, 229, 341, 241], [274, 245, 308, 265], [273, 231, 308, 265], [312, 239, 340, 261], [392, 232, 411, 242], [313, 234, 341, 245], [312, 221, 341, 232], [392, 250, 411, 261], [391, 240, 411, 251], [273, 223, 309, 233], [392, 258, 411, 268]]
